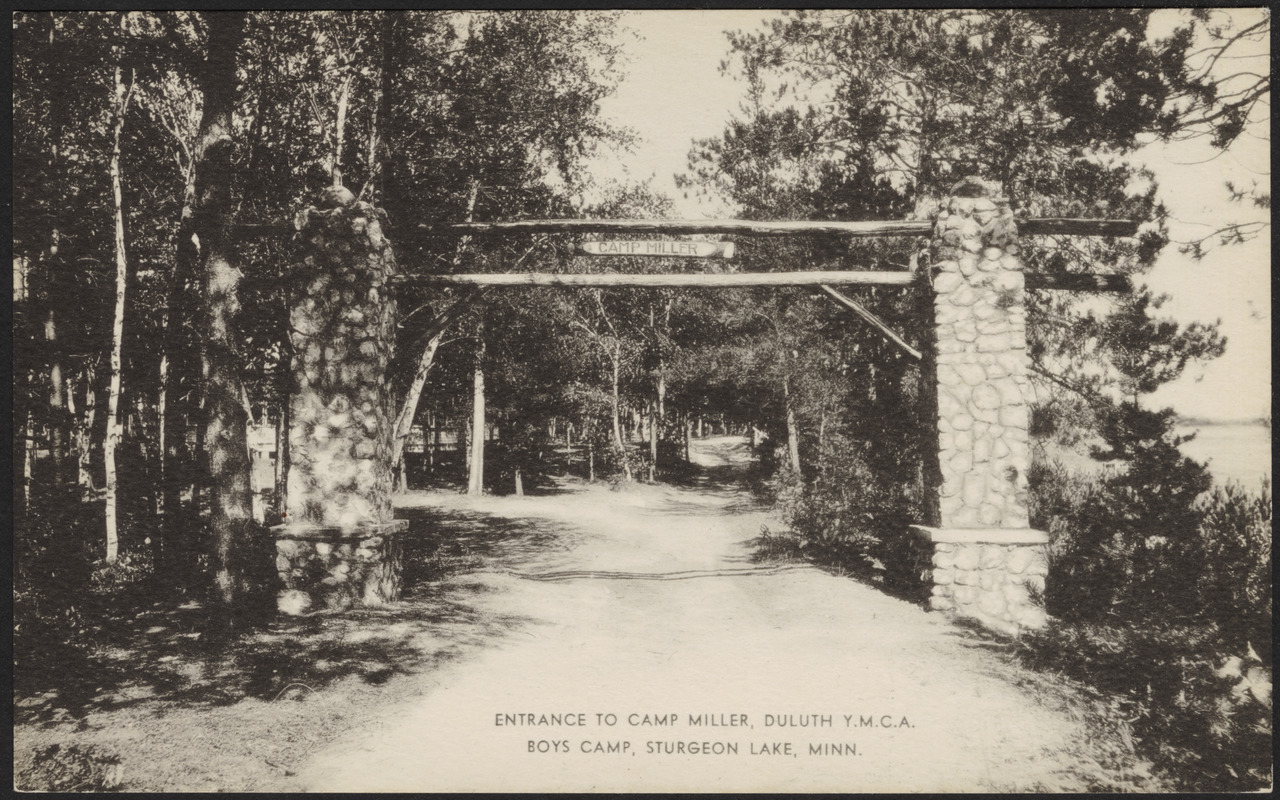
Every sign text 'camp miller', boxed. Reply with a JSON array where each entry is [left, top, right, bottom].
[[579, 240, 735, 258]]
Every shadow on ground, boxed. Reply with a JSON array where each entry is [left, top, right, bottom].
[[12, 506, 580, 729]]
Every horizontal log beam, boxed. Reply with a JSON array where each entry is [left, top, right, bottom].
[[392, 270, 1130, 292], [1024, 272, 1131, 292], [420, 218, 929, 238], [1020, 218, 1139, 237], [392, 271, 918, 288], [235, 217, 1138, 241], [413, 217, 1139, 238]]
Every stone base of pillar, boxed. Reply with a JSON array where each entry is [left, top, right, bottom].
[[909, 525, 1049, 636], [271, 520, 409, 615]]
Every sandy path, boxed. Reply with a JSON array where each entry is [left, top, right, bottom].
[[294, 438, 1108, 792]]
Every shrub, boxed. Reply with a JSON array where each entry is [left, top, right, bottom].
[[1193, 479, 1272, 649], [769, 433, 919, 579], [1018, 620, 1272, 791], [1025, 416, 1273, 791], [1034, 403, 1219, 623], [17, 744, 125, 792]]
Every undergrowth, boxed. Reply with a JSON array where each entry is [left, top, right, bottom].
[[751, 410, 1272, 792]]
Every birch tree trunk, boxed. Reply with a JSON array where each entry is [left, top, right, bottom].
[[46, 309, 68, 487], [74, 366, 96, 495], [20, 395, 33, 515], [462, 419, 471, 482], [429, 411, 438, 471], [783, 372, 802, 475], [648, 399, 658, 483], [331, 71, 353, 187], [467, 320, 486, 495], [609, 340, 632, 482], [42, 21, 71, 494], [104, 42, 135, 564], [391, 178, 479, 471], [273, 399, 289, 521]]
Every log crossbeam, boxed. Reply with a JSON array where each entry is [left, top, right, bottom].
[[392, 271, 917, 288], [391, 270, 1130, 292], [412, 217, 1138, 238], [235, 216, 1137, 241]]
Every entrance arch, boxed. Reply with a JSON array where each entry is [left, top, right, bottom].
[[268, 177, 1133, 635]]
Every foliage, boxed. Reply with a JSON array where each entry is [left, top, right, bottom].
[[1027, 418, 1272, 792], [1032, 403, 1271, 636], [17, 744, 126, 792], [1017, 619, 1272, 791], [1193, 479, 1272, 644]]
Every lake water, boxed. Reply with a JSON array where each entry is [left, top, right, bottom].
[[1176, 423, 1272, 491]]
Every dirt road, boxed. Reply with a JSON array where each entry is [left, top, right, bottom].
[[293, 437, 1132, 792]]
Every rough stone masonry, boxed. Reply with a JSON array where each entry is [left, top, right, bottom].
[[272, 196, 407, 614], [914, 177, 1049, 636]]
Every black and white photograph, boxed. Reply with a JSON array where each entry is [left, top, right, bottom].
[[11, 8, 1272, 792]]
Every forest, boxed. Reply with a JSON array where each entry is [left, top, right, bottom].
[[12, 9, 1271, 792]]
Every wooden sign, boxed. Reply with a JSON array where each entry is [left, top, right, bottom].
[[578, 240, 735, 259]]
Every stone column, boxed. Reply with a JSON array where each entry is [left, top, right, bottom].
[[912, 177, 1048, 635], [272, 197, 407, 614]]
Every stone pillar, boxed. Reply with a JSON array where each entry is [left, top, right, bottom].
[[271, 197, 407, 615], [913, 177, 1048, 635]]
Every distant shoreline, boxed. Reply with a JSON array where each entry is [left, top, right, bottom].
[[1175, 416, 1271, 429]]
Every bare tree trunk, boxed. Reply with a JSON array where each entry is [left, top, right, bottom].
[[365, 59, 380, 200], [45, 310, 69, 488], [191, 386, 206, 527], [391, 179, 479, 463], [609, 341, 632, 481], [332, 72, 353, 187], [160, 154, 199, 577], [194, 13, 254, 606], [21, 395, 33, 513], [648, 400, 658, 483], [74, 366, 96, 495], [273, 399, 289, 522], [783, 373, 801, 475], [462, 418, 471, 480], [815, 406, 828, 492], [467, 321, 485, 495], [429, 411, 438, 471], [41, 22, 71, 495], [156, 343, 168, 516], [392, 332, 441, 466], [104, 45, 135, 564], [683, 412, 692, 463]]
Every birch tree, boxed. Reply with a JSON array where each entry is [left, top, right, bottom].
[[104, 14, 137, 563]]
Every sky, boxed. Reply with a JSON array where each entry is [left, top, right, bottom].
[[590, 9, 1270, 422]]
